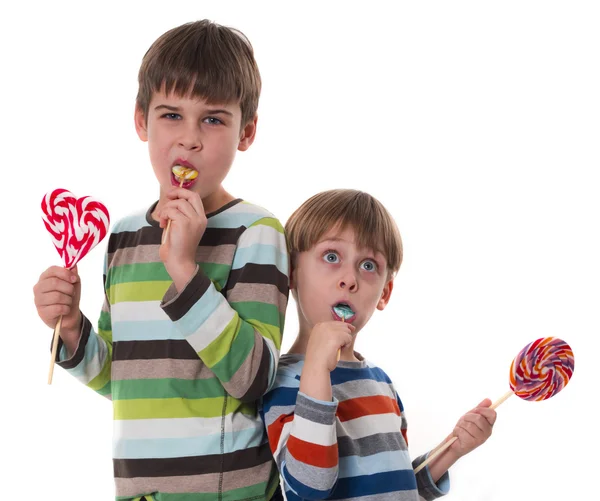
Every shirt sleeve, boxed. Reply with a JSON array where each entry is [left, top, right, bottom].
[[161, 216, 289, 402], [261, 373, 340, 500], [55, 249, 113, 399]]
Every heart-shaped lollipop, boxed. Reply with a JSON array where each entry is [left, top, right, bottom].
[[41, 188, 110, 385], [41, 189, 110, 269]]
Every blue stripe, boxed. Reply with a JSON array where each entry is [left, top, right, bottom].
[[208, 211, 266, 229], [338, 450, 412, 478], [282, 462, 334, 500], [331, 366, 392, 385], [113, 427, 264, 459], [261, 386, 300, 414], [232, 244, 289, 275], [177, 286, 226, 336], [112, 212, 149, 233], [66, 328, 102, 379], [112, 320, 184, 342], [332, 470, 417, 499]]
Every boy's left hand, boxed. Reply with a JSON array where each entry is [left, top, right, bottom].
[[158, 187, 207, 288], [448, 398, 496, 459]]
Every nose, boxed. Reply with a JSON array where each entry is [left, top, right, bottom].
[[337, 271, 358, 292], [178, 123, 202, 151]]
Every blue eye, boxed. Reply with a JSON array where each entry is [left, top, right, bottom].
[[323, 251, 339, 263], [361, 260, 377, 272], [204, 117, 223, 125]]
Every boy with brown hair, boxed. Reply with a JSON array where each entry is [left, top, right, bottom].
[[261, 189, 496, 500], [33, 20, 288, 501]]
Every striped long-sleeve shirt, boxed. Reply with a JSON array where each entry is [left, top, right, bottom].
[[261, 353, 450, 501], [57, 199, 289, 501]]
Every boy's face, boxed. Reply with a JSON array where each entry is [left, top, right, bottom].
[[134, 89, 257, 212], [291, 226, 393, 336]]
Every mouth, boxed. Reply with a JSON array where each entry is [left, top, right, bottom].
[[171, 163, 198, 188], [332, 302, 356, 322]]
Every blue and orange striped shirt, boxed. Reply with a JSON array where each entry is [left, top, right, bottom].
[[261, 353, 450, 501]]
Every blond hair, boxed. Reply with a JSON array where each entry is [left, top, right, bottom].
[[286, 190, 403, 274]]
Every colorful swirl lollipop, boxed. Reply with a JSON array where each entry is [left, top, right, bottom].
[[414, 336, 575, 473], [509, 337, 574, 401]]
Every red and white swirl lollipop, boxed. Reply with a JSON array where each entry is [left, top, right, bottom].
[[415, 336, 575, 473], [41, 188, 110, 383]]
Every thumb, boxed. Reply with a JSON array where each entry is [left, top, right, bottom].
[[476, 398, 492, 409]]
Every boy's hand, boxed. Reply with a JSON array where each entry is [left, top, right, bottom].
[[158, 187, 207, 290], [305, 321, 355, 372], [447, 398, 496, 459], [33, 266, 82, 350]]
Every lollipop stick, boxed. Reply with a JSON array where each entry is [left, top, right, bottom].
[[337, 314, 345, 362], [48, 315, 63, 385], [162, 179, 184, 244], [413, 390, 514, 474]]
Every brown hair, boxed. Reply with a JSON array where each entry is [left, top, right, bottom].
[[136, 20, 261, 126], [285, 189, 403, 275]]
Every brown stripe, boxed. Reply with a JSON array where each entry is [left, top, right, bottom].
[[224, 264, 288, 297], [57, 315, 91, 369], [227, 283, 288, 315], [238, 335, 271, 403], [114, 441, 273, 478], [112, 358, 216, 381], [112, 340, 199, 361], [110, 244, 161, 268], [114, 460, 275, 497], [161, 269, 212, 322]]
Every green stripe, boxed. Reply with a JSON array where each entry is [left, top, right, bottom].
[[96, 380, 111, 397], [113, 396, 255, 420], [98, 310, 111, 331], [112, 377, 224, 401], [208, 322, 255, 381], [87, 356, 111, 392], [231, 302, 281, 327], [139, 482, 269, 501], [249, 217, 284, 233], [199, 262, 231, 290], [107, 262, 170, 286], [108, 281, 172, 303], [247, 321, 282, 351]]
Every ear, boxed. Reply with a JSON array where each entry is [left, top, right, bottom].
[[238, 114, 258, 151], [134, 105, 148, 142], [376, 277, 394, 311]]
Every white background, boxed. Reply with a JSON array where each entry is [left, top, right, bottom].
[[1, 1, 598, 499]]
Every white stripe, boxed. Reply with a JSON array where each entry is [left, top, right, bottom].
[[273, 420, 294, 461], [291, 414, 337, 447], [114, 413, 258, 440], [186, 299, 236, 353], [336, 412, 402, 440], [112, 301, 168, 322], [227, 202, 273, 217]]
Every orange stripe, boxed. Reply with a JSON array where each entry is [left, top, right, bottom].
[[288, 435, 338, 468], [267, 413, 295, 454], [337, 395, 400, 422]]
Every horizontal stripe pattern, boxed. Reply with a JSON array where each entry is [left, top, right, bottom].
[[262, 354, 450, 500], [57, 200, 289, 500]]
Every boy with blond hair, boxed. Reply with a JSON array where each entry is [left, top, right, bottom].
[[33, 20, 288, 501], [261, 189, 496, 500]]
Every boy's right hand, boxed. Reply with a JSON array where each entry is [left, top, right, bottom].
[[306, 321, 355, 372], [33, 266, 82, 349]]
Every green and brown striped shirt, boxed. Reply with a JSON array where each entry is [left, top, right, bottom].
[[58, 199, 289, 501]]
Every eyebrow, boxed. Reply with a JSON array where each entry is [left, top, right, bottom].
[[154, 104, 234, 116]]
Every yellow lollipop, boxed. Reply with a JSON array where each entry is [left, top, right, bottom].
[[162, 165, 198, 244]]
